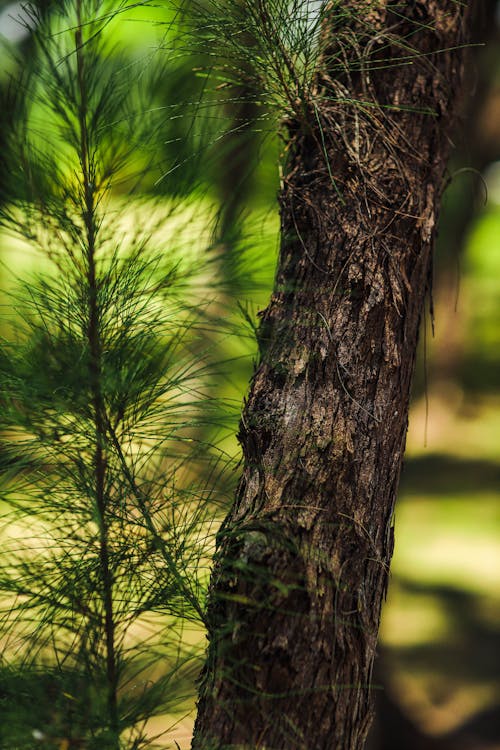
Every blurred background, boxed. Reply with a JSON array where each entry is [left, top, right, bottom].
[[0, 1, 499, 748]]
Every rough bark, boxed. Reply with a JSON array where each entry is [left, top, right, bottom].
[[193, 3, 474, 749]]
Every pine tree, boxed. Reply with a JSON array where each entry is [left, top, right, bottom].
[[191, 2, 476, 748], [0, 2, 231, 747]]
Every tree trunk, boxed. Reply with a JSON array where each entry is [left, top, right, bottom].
[[192, 3, 473, 749]]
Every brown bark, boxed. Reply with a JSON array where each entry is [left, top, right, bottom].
[[192, 3, 474, 749]]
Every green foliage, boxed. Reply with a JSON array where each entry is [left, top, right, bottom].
[[186, 0, 328, 119], [0, 1, 239, 747]]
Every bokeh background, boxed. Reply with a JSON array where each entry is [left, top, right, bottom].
[[0, 2, 499, 748]]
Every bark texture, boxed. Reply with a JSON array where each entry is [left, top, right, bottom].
[[193, 3, 473, 749]]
